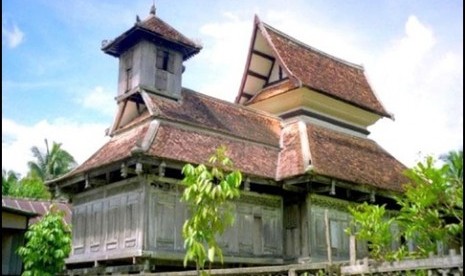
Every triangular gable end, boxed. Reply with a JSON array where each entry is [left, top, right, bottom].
[[236, 16, 393, 136], [235, 16, 299, 105], [109, 90, 155, 136]]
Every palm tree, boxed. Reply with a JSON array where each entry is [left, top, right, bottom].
[[2, 169, 19, 195], [27, 139, 77, 181], [441, 150, 463, 182]]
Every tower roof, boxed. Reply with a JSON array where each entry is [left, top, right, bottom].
[[102, 7, 201, 60]]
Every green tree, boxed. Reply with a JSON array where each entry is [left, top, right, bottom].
[[398, 151, 463, 256], [346, 203, 397, 261], [181, 146, 242, 275], [2, 169, 19, 195], [8, 175, 51, 199], [28, 139, 77, 181], [18, 204, 71, 276], [347, 150, 463, 260]]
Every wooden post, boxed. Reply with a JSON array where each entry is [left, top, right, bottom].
[[324, 209, 332, 264], [350, 235, 356, 265], [300, 201, 309, 258]]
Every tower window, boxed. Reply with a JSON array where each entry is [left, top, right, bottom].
[[156, 50, 170, 71], [123, 50, 133, 93], [125, 68, 132, 92]]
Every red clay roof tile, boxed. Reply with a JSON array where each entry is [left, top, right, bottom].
[[149, 123, 280, 178], [306, 124, 407, 192], [262, 23, 390, 118], [70, 123, 149, 175], [146, 89, 282, 147]]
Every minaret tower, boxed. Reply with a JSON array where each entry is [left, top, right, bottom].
[[102, 5, 201, 100]]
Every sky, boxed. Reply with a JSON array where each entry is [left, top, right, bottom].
[[2, 0, 463, 177]]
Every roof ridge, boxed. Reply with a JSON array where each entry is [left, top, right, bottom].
[[262, 21, 364, 70], [181, 87, 283, 122]]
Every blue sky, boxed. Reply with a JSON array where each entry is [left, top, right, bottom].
[[2, 0, 463, 176]]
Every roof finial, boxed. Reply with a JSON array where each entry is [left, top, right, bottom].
[[150, 2, 156, 15]]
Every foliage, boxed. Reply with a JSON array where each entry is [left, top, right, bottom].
[[347, 150, 463, 260], [18, 204, 71, 276], [346, 203, 396, 261], [181, 146, 242, 275], [8, 175, 51, 199], [28, 139, 77, 181], [397, 152, 463, 256], [2, 169, 19, 195]]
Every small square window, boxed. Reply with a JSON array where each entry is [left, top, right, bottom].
[[156, 50, 170, 71]]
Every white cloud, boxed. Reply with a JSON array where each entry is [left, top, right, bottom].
[[2, 19, 24, 48], [2, 118, 110, 177], [367, 15, 463, 167], [193, 13, 252, 102], [78, 86, 116, 116]]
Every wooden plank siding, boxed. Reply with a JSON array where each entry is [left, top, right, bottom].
[[67, 177, 283, 265]]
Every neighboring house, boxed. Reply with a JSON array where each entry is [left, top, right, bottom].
[[1, 197, 72, 276], [48, 5, 407, 274]]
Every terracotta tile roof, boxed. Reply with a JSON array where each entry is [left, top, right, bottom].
[[53, 88, 407, 192], [53, 89, 282, 181], [102, 14, 201, 60], [70, 123, 149, 175], [139, 16, 199, 50], [147, 88, 282, 147], [306, 124, 408, 192], [2, 196, 72, 225], [257, 21, 391, 118], [149, 123, 280, 178]]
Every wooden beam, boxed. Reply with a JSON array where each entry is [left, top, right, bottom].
[[283, 183, 305, 193], [252, 49, 275, 61], [313, 186, 331, 193], [240, 92, 254, 99], [247, 69, 268, 81]]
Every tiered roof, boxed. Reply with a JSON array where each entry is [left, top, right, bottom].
[[54, 88, 406, 192], [50, 14, 407, 194]]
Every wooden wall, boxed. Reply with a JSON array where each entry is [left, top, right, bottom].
[[68, 177, 283, 265]]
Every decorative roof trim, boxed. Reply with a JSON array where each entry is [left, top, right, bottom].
[[235, 16, 260, 104], [132, 119, 160, 154]]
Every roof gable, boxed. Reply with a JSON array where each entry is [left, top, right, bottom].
[[236, 16, 391, 119]]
